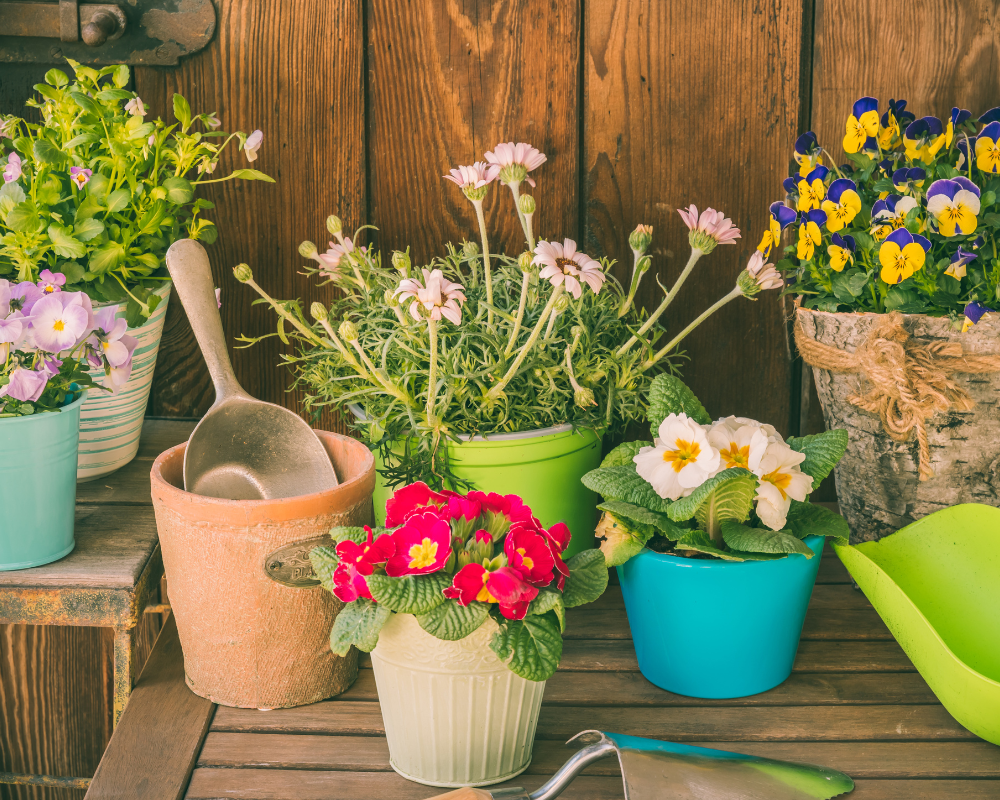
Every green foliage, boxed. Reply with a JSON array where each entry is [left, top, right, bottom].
[[594, 509, 654, 567], [309, 546, 340, 593], [581, 465, 673, 513], [490, 611, 563, 682], [667, 468, 755, 521], [648, 373, 712, 433], [784, 501, 850, 546], [561, 550, 610, 608], [0, 60, 271, 316], [693, 472, 757, 540], [527, 589, 566, 632], [416, 601, 489, 640], [786, 429, 849, 484], [721, 520, 815, 557], [601, 440, 650, 468], [329, 599, 391, 655], [365, 572, 451, 614]]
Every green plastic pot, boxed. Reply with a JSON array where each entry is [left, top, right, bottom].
[[356, 409, 603, 558], [834, 504, 1000, 745], [0, 392, 86, 571]]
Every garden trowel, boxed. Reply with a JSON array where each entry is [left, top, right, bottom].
[[424, 730, 854, 800]]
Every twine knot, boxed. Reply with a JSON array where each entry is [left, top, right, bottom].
[[795, 312, 1000, 481]]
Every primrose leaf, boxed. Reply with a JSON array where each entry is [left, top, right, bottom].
[[721, 520, 814, 558], [581, 465, 673, 514], [328, 599, 390, 655], [561, 549, 609, 608], [666, 467, 754, 522], [786, 429, 848, 484], [329, 526, 375, 544], [601, 440, 650, 468], [595, 509, 652, 567], [416, 600, 488, 641], [490, 612, 562, 682], [693, 472, 757, 540], [674, 529, 747, 561], [597, 500, 685, 537], [648, 374, 712, 434], [526, 589, 565, 632], [784, 501, 850, 546], [309, 546, 340, 594], [366, 572, 450, 615]]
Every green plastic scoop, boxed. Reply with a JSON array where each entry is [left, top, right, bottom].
[[834, 503, 1000, 745]]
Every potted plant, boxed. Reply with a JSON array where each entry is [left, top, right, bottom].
[[0, 277, 133, 569], [582, 373, 848, 699], [0, 60, 272, 480], [770, 98, 1000, 541], [236, 142, 781, 556], [309, 482, 608, 787]]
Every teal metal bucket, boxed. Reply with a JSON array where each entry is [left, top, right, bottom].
[[618, 534, 824, 698], [0, 392, 85, 570]]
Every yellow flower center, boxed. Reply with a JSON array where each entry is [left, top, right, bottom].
[[516, 547, 534, 570], [476, 570, 496, 603], [762, 469, 792, 500], [407, 538, 439, 569], [663, 439, 701, 473], [53, 320, 65, 331], [720, 442, 749, 469]]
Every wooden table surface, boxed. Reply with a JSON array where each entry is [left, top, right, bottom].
[[86, 422, 1000, 800]]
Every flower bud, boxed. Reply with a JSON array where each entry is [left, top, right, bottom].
[[391, 250, 410, 276], [737, 269, 761, 297], [339, 320, 359, 341], [462, 240, 480, 259], [553, 294, 570, 313], [629, 223, 653, 255], [384, 288, 399, 307], [689, 229, 718, 254], [574, 386, 597, 408], [326, 215, 342, 235], [518, 252, 534, 272], [298, 240, 318, 259], [571, 325, 585, 341], [310, 302, 328, 321], [518, 194, 536, 215], [233, 263, 253, 283]]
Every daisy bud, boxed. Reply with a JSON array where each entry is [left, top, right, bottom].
[[518, 194, 536, 215], [554, 294, 570, 313], [233, 263, 253, 283], [571, 325, 584, 340], [384, 288, 398, 306], [574, 386, 597, 408], [518, 252, 534, 272], [462, 240, 480, 259], [391, 250, 410, 275], [338, 320, 359, 341], [629, 223, 653, 255], [298, 240, 318, 259], [326, 215, 342, 236], [310, 302, 328, 321]]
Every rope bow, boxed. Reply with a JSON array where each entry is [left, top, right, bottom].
[[794, 312, 1000, 481]]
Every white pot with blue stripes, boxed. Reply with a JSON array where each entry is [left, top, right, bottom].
[[77, 281, 172, 482]]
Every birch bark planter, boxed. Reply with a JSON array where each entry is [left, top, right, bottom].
[[797, 307, 1000, 542], [78, 280, 172, 482], [150, 430, 374, 709], [618, 536, 824, 699], [0, 392, 85, 571], [370, 612, 546, 788]]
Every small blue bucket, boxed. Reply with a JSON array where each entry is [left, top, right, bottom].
[[618, 534, 824, 698], [0, 392, 86, 570]]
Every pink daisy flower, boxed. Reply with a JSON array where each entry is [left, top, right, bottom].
[[532, 239, 605, 299], [484, 142, 547, 186], [394, 268, 466, 325], [443, 162, 500, 191], [677, 204, 741, 251]]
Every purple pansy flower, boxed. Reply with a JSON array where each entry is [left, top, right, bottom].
[[976, 121, 1000, 174], [871, 194, 918, 240], [69, 166, 92, 190], [903, 116, 946, 162], [926, 177, 981, 237], [793, 131, 822, 176], [3, 152, 21, 184], [29, 292, 91, 353], [945, 247, 978, 280], [1, 367, 49, 403], [891, 167, 925, 191], [827, 232, 856, 272], [10, 281, 42, 314], [37, 269, 66, 295], [963, 301, 996, 332], [979, 107, 1000, 125]]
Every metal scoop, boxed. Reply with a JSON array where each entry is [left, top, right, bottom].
[[164, 239, 338, 500], [424, 730, 854, 800]]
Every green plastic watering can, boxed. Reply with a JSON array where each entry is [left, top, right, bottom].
[[834, 503, 1000, 746]]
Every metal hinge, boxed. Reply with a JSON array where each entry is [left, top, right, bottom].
[[0, 0, 216, 65]]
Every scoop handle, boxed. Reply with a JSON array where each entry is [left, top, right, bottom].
[[165, 238, 246, 405]]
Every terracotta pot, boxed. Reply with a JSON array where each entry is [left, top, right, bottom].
[[150, 430, 374, 709]]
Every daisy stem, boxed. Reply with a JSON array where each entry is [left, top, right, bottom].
[[616, 247, 703, 357], [472, 199, 494, 330], [504, 271, 531, 356], [640, 287, 741, 371], [508, 182, 535, 249], [333, 231, 370, 294], [426, 317, 438, 422], [488, 284, 563, 401], [619, 253, 650, 317], [544, 308, 559, 339], [244, 277, 327, 349]]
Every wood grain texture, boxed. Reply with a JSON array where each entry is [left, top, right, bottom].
[[584, 0, 804, 431], [136, 0, 365, 427], [366, 0, 580, 262], [85, 617, 214, 800]]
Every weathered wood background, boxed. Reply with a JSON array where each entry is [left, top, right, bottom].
[[2, 0, 999, 797]]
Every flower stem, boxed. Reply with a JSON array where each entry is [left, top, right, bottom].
[[426, 317, 438, 422], [616, 247, 703, 356], [472, 199, 494, 330], [508, 182, 534, 249], [640, 287, 741, 371], [504, 271, 531, 356], [619, 253, 649, 317], [487, 284, 563, 401], [544, 307, 559, 340]]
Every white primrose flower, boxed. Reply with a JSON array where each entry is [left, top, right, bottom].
[[754, 440, 814, 530], [707, 417, 769, 473], [634, 413, 721, 500]]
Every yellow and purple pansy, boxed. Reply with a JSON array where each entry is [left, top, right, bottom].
[[925, 177, 981, 237], [891, 167, 925, 193], [903, 117, 946, 163], [946, 107, 972, 148], [944, 247, 978, 280], [844, 97, 879, 154], [757, 201, 797, 257], [796, 209, 826, 261], [820, 178, 862, 232], [962, 301, 995, 333], [878, 228, 931, 285], [793, 132, 823, 177], [796, 165, 829, 212], [979, 107, 1000, 125], [975, 121, 1000, 174], [827, 232, 855, 272], [871, 194, 919, 240], [877, 99, 914, 150]]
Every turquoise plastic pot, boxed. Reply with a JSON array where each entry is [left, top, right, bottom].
[[367, 421, 603, 558], [0, 392, 85, 571], [618, 534, 824, 698]]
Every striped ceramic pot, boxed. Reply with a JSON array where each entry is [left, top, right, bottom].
[[77, 281, 172, 481], [370, 611, 546, 788]]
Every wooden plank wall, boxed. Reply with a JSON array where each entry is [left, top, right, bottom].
[[2, 1, 999, 797]]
